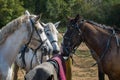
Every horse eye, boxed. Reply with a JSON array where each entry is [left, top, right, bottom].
[[46, 33, 50, 36], [39, 29, 43, 33]]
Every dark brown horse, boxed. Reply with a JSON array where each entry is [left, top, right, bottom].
[[62, 14, 120, 80]]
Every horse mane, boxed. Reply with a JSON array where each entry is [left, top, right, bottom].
[[87, 20, 112, 29], [86, 20, 120, 34], [46, 22, 58, 34], [0, 15, 28, 44]]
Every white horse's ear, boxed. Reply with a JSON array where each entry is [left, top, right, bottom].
[[54, 21, 61, 28], [34, 15, 40, 22], [41, 22, 47, 27], [31, 15, 40, 23], [25, 10, 30, 16]]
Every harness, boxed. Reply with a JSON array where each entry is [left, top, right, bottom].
[[29, 38, 47, 69]]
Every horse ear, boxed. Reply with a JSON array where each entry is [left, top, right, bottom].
[[75, 14, 81, 22], [25, 10, 30, 16], [34, 13, 42, 22], [41, 22, 47, 27], [34, 15, 40, 22], [39, 13, 42, 20], [54, 21, 61, 28]]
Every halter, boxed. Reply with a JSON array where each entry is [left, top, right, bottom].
[[63, 20, 84, 57], [64, 19, 120, 65], [19, 17, 48, 68], [45, 29, 58, 45]]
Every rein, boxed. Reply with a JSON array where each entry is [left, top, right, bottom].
[[19, 18, 35, 68], [91, 33, 112, 66], [29, 38, 47, 69], [92, 29, 120, 66]]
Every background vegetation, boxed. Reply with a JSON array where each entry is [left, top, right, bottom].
[[0, 0, 120, 29]]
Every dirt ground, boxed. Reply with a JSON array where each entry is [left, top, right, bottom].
[[16, 43, 109, 80]]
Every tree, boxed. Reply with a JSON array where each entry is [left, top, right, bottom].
[[0, 0, 24, 28], [108, 3, 120, 27]]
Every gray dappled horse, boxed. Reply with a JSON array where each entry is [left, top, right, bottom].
[[25, 54, 66, 80], [0, 10, 41, 80], [13, 21, 61, 80]]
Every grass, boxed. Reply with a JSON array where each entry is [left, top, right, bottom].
[[72, 50, 98, 80], [76, 50, 91, 57]]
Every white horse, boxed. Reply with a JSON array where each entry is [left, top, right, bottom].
[[0, 11, 43, 80], [41, 21, 60, 54], [12, 21, 60, 80]]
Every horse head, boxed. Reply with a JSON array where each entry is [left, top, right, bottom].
[[41, 21, 60, 54], [24, 11, 53, 58], [15, 11, 53, 69], [62, 14, 84, 56]]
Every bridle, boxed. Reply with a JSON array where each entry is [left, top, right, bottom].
[[63, 20, 84, 57], [44, 29, 58, 45], [63, 19, 120, 66], [19, 16, 48, 68]]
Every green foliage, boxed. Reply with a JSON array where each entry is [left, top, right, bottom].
[[108, 3, 120, 27], [0, 0, 120, 28], [20, 0, 34, 12], [0, 0, 24, 28], [45, 0, 68, 24]]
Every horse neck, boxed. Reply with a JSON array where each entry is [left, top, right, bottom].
[[0, 25, 28, 66], [82, 23, 110, 56]]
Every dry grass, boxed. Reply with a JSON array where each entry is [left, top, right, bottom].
[[71, 43, 109, 80]]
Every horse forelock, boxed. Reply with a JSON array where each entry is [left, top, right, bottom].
[[46, 23, 58, 34], [0, 15, 31, 44]]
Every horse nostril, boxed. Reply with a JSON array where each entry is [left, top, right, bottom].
[[53, 50, 59, 54], [44, 47, 48, 53]]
